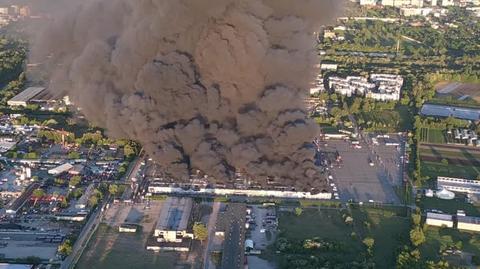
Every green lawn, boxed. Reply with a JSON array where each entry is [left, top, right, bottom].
[[319, 124, 341, 134], [356, 110, 402, 133], [420, 161, 480, 180], [419, 196, 480, 217], [76, 224, 177, 269], [271, 207, 410, 268]]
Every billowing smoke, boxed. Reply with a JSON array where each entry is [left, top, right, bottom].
[[30, 0, 342, 191]]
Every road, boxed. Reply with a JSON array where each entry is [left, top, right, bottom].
[[203, 202, 221, 269], [221, 204, 245, 269]]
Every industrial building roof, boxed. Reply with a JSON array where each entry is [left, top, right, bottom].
[[457, 216, 480, 225], [7, 87, 46, 103], [421, 104, 480, 121], [48, 163, 74, 175], [156, 197, 192, 232], [0, 264, 33, 269], [426, 212, 453, 221]]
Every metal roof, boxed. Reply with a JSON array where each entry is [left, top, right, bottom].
[[8, 87, 46, 103]]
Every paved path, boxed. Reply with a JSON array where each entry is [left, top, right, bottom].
[[203, 202, 220, 269]]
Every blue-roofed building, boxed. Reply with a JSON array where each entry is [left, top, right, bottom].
[[420, 104, 480, 121]]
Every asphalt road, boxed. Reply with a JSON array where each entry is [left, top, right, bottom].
[[221, 204, 245, 269]]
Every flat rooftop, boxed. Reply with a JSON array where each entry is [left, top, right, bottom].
[[0, 264, 33, 269], [426, 212, 453, 221], [458, 216, 480, 225], [438, 176, 480, 192], [155, 197, 192, 232], [7, 87, 46, 103]]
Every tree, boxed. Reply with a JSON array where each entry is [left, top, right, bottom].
[[109, 184, 119, 196], [193, 222, 208, 242], [123, 144, 136, 159], [294, 207, 303, 216], [88, 195, 98, 207], [67, 151, 81, 159], [396, 248, 423, 269], [410, 227, 426, 247], [69, 175, 81, 188], [58, 239, 73, 256], [108, 184, 126, 197], [412, 212, 421, 226], [32, 188, 45, 206], [54, 178, 66, 186], [24, 152, 38, 159], [362, 237, 375, 255]]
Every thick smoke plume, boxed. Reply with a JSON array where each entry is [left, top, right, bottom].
[[31, 0, 342, 191]]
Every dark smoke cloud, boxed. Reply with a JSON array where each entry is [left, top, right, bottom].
[[30, 0, 342, 191]]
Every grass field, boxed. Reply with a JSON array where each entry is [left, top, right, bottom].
[[319, 124, 341, 134], [419, 196, 480, 217], [76, 224, 178, 269], [421, 161, 480, 180], [419, 128, 446, 144], [271, 207, 410, 268]]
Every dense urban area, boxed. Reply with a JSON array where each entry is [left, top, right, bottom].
[[0, 0, 477, 269]]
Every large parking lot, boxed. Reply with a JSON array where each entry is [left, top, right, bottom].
[[320, 134, 405, 204]]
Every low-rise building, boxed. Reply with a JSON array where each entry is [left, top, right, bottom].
[[437, 176, 480, 194], [147, 197, 194, 252], [7, 87, 46, 107], [426, 212, 454, 227], [457, 216, 480, 232], [154, 197, 193, 242], [381, 0, 424, 7], [119, 224, 138, 233], [360, 0, 378, 5], [400, 7, 433, 16], [420, 104, 480, 121], [48, 163, 73, 175]]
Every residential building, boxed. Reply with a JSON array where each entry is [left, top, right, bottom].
[[426, 212, 454, 227], [400, 7, 433, 16], [457, 216, 480, 232], [360, 0, 378, 5], [328, 74, 403, 101], [441, 0, 455, 6], [437, 176, 480, 194], [381, 0, 424, 7], [320, 63, 338, 71]]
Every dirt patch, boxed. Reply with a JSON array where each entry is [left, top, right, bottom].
[[435, 82, 480, 101]]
